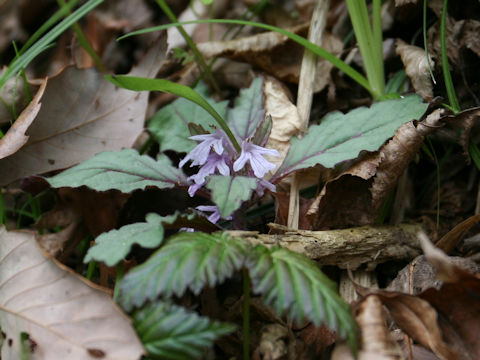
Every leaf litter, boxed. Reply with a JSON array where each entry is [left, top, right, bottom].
[[2, 0, 480, 359]]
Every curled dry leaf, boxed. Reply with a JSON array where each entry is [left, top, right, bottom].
[[354, 286, 458, 360], [0, 79, 46, 159], [418, 232, 480, 359], [197, 24, 342, 92], [264, 77, 301, 172], [355, 295, 402, 359], [396, 39, 434, 101], [308, 108, 443, 228], [0, 33, 167, 186], [0, 227, 144, 360]]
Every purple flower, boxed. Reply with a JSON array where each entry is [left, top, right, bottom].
[[256, 179, 276, 196], [187, 153, 230, 196], [233, 141, 279, 178], [196, 205, 231, 224], [179, 130, 227, 168]]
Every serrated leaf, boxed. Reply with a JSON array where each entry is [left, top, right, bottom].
[[227, 77, 265, 141], [45, 149, 188, 193], [133, 301, 235, 360], [119, 232, 248, 311], [84, 213, 165, 267], [148, 82, 228, 153], [246, 246, 357, 351], [274, 95, 428, 179], [206, 175, 257, 218]]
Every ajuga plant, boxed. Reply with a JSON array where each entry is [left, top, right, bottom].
[[44, 71, 429, 358]]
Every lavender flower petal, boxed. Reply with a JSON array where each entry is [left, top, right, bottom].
[[179, 130, 227, 168], [233, 141, 279, 178]]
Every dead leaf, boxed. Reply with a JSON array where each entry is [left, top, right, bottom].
[[355, 295, 402, 359], [0, 79, 46, 159], [387, 255, 480, 295], [355, 286, 458, 360], [396, 39, 435, 101], [197, 24, 343, 92], [418, 232, 480, 359], [0, 33, 167, 186], [435, 214, 480, 253], [264, 76, 301, 173], [0, 227, 144, 360]]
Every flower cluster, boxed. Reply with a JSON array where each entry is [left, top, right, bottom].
[[179, 129, 279, 223]]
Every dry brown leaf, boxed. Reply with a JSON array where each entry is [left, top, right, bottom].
[[0, 79, 46, 159], [264, 77, 301, 172], [396, 39, 434, 101], [355, 286, 458, 360], [0, 227, 144, 360], [355, 295, 402, 359], [0, 34, 167, 186], [428, 16, 480, 66], [197, 25, 342, 92], [435, 214, 480, 253], [418, 233, 480, 359]]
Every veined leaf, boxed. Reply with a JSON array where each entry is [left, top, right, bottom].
[[0, 227, 144, 359], [246, 246, 357, 351], [227, 77, 265, 141], [45, 149, 188, 193], [119, 232, 248, 311], [133, 301, 235, 360], [148, 82, 228, 153], [206, 175, 257, 218], [273, 95, 428, 180], [84, 213, 165, 266], [106, 75, 240, 151]]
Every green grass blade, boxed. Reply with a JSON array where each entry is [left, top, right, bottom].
[[19, 0, 80, 55], [0, 0, 103, 90], [118, 19, 374, 97], [106, 74, 241, 152], [440, 0, 460, 112]]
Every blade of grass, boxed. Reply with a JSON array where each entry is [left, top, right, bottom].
[[346, 0, 385, 97], [440, 0, 460, 112], [423, 0, 436, 84], [105, 74, 241, 152], [56, 0, 107, 71], [0, 0, 104, 90], [19, 0, 80, 55], [118, 19, 374, 97]]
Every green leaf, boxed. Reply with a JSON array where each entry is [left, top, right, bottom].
[[84, 213, 165, 266], [246, 246, 357, 351], [133, 301, 235, 360], [206, 176, 257, 218], [274, 95, 428, 180], [0, 0, 103, 89], [45, 149, 188, 193], [106, 75, 241, 152], [227, 77, 265, 141], [119, 232, 248, 311], [148, 82, 228, 153]]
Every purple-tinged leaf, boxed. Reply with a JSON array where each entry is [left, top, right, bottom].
[[227, 77, 265, 141], [206, 175, 257, 218], [273, 95, 428, 180], [45, 149, 188, 193]]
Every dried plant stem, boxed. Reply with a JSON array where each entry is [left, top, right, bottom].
[[288, 0, 330, 229]]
